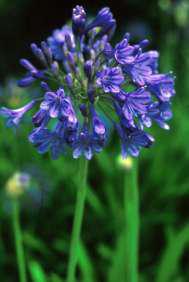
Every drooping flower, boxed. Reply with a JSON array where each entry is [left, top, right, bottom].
[[72, 123, 106, 160], [29, 123, 65, 159], [0, 101, 35, 127], [0, 6, 175, 159], [116, 125, 154, 158], [147, 73, 175, 101], [121, 88, 151, 124], [141, 101, 173, 130]]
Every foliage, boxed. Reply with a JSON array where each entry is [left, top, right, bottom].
[[0, 0, 189, 281]]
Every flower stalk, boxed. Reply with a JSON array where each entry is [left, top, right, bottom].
[[67, 158, 88, 282], [12, 199, 27, 282], [124, 159, 139, 282]]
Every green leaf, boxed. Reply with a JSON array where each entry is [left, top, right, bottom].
[[78, 240, 96, 282], [49, 273, 63, 282], [156, 224, 189, 282], [29, 260, 47, 282]]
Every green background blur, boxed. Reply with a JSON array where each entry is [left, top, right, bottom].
[[0, 0, 189, 281]]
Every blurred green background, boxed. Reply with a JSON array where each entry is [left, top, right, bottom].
[[0, 0, 189, 281]]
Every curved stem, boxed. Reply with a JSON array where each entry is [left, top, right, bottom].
[[12, 199, 27, 282], [124, 159, 139, 282], [67, 158, 89, 282]]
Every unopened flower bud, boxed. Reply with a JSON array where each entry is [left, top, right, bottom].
[[51, 61, 59, 76], [65, 73, 73, 88], [84, 60, 93, 79]]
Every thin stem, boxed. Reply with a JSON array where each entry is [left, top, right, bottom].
[[124, 159, 139, 282], [12, 199, 27, 282], [67, 158, 89, 282]]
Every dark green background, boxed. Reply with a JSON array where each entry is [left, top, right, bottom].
[[0, 0, 189, 281]]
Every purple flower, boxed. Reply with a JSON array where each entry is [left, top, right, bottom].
[[32, 109, 50, 127], [115, 39, 137, 65], [0, 101, 36, 127], [123, 51, 159, 86], [29, 124, 65, 159], [147, 73, 175, 101], [116, 125, 154, 158], [121, 88, 151, 123], [40, 88, 77, 127], [96, 67, 124, 93], [141, 101, 172, 130], [1, 6, 175, 160], [73, 124, 105, 160]]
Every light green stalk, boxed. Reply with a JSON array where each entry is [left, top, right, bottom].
[[12, 199, 27, 282], [67, 158, 89, 282], [124, 159, 139, 282]]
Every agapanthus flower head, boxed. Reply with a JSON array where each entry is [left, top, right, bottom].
[[0, 6, 175, 159]]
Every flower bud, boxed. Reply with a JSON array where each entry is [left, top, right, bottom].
[[84, 60, 93, 79], [18, 76, 36, 87], [72, 5, 86, 36], [65, 73, 73, 88], [65, 34, 75, 51], [20, 59, 37, 72], [41, 41, 53, 64], [51, 61, 59, 76], [31, 43, 47, 66], [79, 104, 88, 117]]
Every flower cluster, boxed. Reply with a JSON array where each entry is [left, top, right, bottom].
[[0, 6, 175, 159]]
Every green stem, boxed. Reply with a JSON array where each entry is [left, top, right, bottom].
[[67, 158, 89, 282], [124, 159, 139, 282], [12, 199, 27, 282]]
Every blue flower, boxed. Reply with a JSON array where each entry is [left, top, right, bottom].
[[1, 6, 175, 159], [121, 88, 151, 124], [123, 50, 159, 86], [141, 101, 172, 130], [40, 88, 77, 127], [73, 124, 106, 160], [115, 38, 137, 65], [0, 101, 36, 127], [96, 67, 124, 93], [147, 74, 175, 101], [116, 125, 154, 158], [32, 109, 50, 127], [29, 123, 65, 159]]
